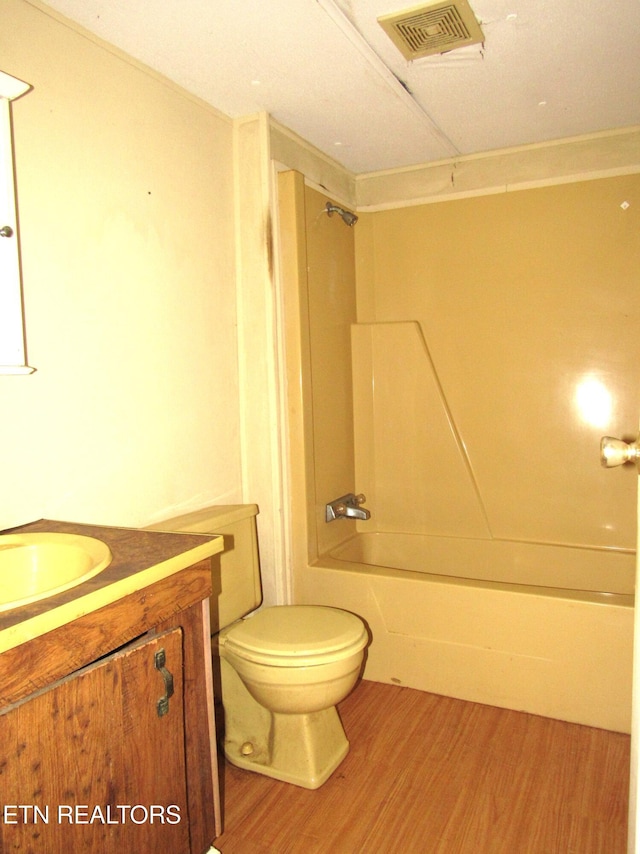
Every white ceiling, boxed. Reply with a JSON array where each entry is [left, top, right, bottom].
[[41, 0, 640, 174]]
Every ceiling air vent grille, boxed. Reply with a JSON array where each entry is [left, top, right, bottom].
[[378, 0, 484, 60]]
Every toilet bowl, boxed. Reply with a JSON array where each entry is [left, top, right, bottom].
[[218, 605, 368, 788], [146, 504, 369, 789]]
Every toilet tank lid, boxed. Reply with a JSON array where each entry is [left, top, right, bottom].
[[145, 503, 259, 534], [222, 605, 368, 667]]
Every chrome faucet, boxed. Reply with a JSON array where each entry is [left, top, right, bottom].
[[325, 493, 371, 522]]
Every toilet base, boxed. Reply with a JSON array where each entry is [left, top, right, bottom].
[[224, 705, 350, 789]]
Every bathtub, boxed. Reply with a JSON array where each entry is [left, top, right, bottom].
[[331, 531, 635, 596], [301, 532, 635, 732]]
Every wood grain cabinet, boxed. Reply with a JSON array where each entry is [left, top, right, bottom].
[[0, 558, 221, 854]]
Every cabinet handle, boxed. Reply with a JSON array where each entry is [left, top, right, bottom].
[[154, 648, 175, 718]]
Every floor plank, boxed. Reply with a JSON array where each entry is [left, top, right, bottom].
[[214, 680, 629, 853]]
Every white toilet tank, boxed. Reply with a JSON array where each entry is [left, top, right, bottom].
[[146, 504, 262, 630]]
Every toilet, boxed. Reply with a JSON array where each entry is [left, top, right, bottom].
[[147, 504, 368, 789]]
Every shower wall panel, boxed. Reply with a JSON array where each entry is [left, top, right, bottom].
[[355, 175, 640, 549], [351, 321, 491, 536], [303, 184, 358, 556]]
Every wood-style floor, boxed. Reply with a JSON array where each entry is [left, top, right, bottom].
[[214, 680, 630, 854]]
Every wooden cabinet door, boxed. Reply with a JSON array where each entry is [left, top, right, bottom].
[[0, 629, 190, 853]]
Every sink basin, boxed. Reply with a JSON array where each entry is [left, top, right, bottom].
[[0, 533, 112, 612]]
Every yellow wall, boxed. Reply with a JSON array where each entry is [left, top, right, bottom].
[[1, 0, 242, 530], [355, 175, 640, 550]]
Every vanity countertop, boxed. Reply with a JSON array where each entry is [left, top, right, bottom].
[[0, 518, 223, 655]]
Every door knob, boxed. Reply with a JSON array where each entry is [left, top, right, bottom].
[[600, 436, 640, 469]]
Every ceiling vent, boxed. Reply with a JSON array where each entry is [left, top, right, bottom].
[[378, 0, 484, 60]]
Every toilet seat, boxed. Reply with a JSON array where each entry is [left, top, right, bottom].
[[222, 605, 368, 667]]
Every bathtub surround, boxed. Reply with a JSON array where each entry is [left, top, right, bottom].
[[353, 177, 640, 549], [279, 168, 639, 732]]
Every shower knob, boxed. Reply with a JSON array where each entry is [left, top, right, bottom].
[[600, 436, 640, 469]]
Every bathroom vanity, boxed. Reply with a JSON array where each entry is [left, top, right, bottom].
[[0, 519, 224, 854]]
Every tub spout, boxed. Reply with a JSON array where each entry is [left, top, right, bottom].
[[326, 493, 371, 522]]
